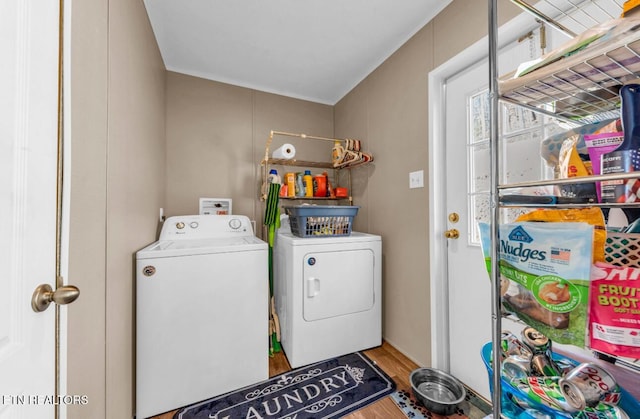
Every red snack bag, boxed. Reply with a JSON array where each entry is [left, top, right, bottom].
[[589, 262, 640, 358]]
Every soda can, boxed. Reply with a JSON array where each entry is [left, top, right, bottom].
[[521, 327, 551, 354], [574, 405, 629, 419], [501, 355, 531, 380], [513, 376, 576, 412], [556, 358, 579, 376], [559, 362, 619, 411], [501, 330, 533, 358], [531, 353, 562, 377]]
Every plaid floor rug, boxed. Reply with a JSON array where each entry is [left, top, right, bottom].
[[174, 352, 396, 419]]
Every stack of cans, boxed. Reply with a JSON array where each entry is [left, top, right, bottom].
[[501, 327, 563, 381], [497, 327, 627, 418], [521, 327, 563, 378]]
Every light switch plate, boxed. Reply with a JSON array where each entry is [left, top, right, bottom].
[[409, 170, 424, 189]]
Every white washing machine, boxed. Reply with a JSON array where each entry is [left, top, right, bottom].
[[273, 216, 382, 368], [136, 215, 268, 418]]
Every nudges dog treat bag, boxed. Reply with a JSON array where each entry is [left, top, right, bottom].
[[479, 222, 593, 347]]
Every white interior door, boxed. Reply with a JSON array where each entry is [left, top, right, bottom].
[[0, 0, 61, 417]]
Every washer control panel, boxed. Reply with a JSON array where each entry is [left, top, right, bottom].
[[228, 218, 242, 230], [159, 215, 253, 240]]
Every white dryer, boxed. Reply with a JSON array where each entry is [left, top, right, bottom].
[[273, 217, 381, 368], [136, 215, 268, 418]]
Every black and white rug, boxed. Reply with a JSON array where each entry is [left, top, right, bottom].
[[174, 352, 396, 419]]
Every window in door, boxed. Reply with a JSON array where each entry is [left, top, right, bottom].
[[467, 91, 566, 245]]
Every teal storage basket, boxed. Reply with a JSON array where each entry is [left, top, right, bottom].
[[481, 342, 640, 419]]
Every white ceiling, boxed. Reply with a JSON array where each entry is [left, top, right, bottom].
[[143, 0, 453, 105]]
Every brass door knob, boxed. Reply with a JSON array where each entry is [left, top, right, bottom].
[[31, 284, 80, 313], [444, 228, 459, 239]]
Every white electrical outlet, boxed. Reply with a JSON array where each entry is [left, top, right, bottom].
[[409, 170, 424, 189]]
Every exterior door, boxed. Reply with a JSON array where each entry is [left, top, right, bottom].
[[442, 30, 561, 399], [445, 58, 497, 399], [1, 0, 66, 417], [443, 58, 517, 399]]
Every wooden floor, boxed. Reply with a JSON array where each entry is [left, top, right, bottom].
[[150, 341, 420, 418]]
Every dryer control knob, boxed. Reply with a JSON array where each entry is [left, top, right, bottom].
[[228, 218, 242, 230], [189, 221, 199, 229], [176, 222, 185, 229]]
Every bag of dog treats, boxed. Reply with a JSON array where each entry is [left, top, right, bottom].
[[479, 221, 593, 347], [515, 207, 606, 263], [589, 262, 640, 359]]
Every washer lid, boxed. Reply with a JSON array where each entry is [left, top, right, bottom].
[[137, 235, 267, 259]]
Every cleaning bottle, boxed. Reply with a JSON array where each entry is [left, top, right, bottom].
[[314, 173, 327, 197], [303, 170, 313, 197], [267, 169, 281, 185], [285, 172, 296, 197], [295, 172, 305, 197], [332, 141, 344, 167]]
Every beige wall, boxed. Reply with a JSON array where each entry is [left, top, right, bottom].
[[67, 0, 108, 417], [67, 0, 166, 417], [165, 72, 334, 230], [334, 0, 519, 366], [334, 23, 433, 367], [66, 0, 520, 416]]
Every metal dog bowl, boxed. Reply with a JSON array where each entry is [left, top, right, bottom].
[[410, 367, 466, 415]]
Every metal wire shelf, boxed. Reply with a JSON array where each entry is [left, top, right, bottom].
[[500, 23, 640, 122], [488, 1, 638, 417], [512, 0, 626, 38]]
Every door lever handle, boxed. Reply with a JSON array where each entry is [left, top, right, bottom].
[[31, 284, 80, 312]]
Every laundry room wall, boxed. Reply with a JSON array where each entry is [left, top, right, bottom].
[[63, 0, 523, 417], [66, 0, 108, 417], [66, 0, 166, 418], [334, 0, 520, 367], [164, 71, 334, 228]]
